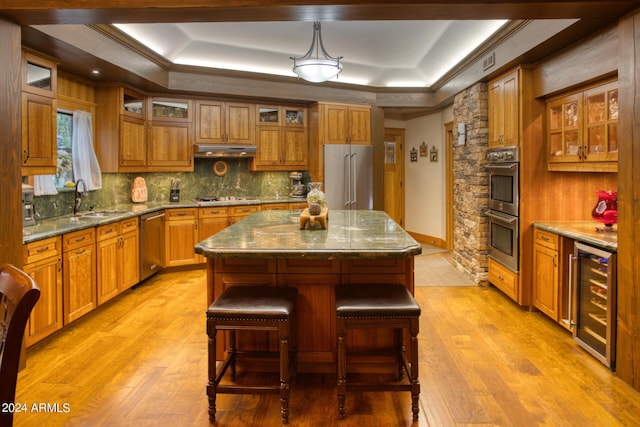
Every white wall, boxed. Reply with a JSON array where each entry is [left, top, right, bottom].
[[384, 106, 453, 241]]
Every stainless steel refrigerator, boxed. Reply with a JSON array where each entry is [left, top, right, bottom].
[[323, 144, 373, 210]]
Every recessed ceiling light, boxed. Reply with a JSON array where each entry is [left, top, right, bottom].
[[91, 69, 101, 76]]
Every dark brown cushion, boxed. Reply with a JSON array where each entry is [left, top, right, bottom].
[[336, 284, 420, 318], [207, 286, 297, 320]]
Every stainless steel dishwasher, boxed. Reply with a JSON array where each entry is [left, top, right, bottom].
[[140, 211, 165, 281]]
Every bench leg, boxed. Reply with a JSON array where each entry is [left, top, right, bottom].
[[207, 328, 217, 422]]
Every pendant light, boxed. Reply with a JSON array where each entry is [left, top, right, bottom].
[[290, 22, 343, 83]]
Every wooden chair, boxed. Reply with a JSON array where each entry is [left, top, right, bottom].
[[335, 284, 421, 421], [206, 285, 297, 424], [0, 263, 41, 426]]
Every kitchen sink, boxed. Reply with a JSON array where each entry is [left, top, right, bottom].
[[79, 210, 128, 218]]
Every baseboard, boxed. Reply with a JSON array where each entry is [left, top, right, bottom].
[[407, 231, 447, 249]]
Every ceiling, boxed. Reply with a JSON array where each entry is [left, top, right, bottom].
[[111, 20, 508, 88]]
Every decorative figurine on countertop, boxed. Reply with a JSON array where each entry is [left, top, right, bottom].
[[131, 176, 147, 203], [301, 183, 328, 229], [592, 190, 618, 230]]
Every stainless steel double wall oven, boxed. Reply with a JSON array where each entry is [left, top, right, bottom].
[[485, 146, 520, 271]]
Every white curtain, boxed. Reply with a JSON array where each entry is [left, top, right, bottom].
[[72, 110, 102, 190], [33, 175, 58, 196]]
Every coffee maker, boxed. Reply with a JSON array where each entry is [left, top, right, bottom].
[[22, 184, 36, 226], [289, 171, 305, 199]]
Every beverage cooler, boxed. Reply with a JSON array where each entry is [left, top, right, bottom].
[[572, 242, 617, 369]]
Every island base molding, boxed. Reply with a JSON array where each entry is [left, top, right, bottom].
[[206, 257, 416, 374]]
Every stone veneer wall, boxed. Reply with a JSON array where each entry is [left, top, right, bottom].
[[452, 82, 489, 285]]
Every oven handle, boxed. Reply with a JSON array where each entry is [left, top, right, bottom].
[[485, 163, 518, 170], [484, 210, 518, 224]]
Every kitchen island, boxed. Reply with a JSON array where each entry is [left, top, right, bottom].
[[195, 209, 421, 373]]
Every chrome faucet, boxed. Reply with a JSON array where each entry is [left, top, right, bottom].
[[73, 179, 87, 215]]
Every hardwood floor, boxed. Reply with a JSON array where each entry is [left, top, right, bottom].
[[14, 267, 640, 426]]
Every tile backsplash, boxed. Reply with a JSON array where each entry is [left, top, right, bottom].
[[32, 158, 308, 220]]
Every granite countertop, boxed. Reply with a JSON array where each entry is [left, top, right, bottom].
[[22, 197, 305, 244], [194, 209, 422, 260], [533, 220, 618, 251]]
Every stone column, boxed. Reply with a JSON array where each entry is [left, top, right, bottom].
[[451, 82, 489, 285]]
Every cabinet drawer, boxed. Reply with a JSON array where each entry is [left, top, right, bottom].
[[199, 206, 229, 218], [166, 208, 197, 221], [534, 229, 558, 250], [63, 228, 95, 252], [23, 236, 61, 264], [261, 203, 288, 211], [488, 258, 518, 300], [288, 202, 308, 210], [96, 223, 119, 241], [230, 205, 259, 216], [118, 217, 138, 234]]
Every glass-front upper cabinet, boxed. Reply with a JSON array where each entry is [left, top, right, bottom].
[[122, 89, 145, 117], [547, 93, 582, 164], [150, 98, 191, 122], [22, 51, 57, 97], [584, 81, 618, 162], [257, 106, 306, 127], [546, 79, 618, 172]]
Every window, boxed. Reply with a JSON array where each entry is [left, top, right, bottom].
[[55, 111, 74, 189]]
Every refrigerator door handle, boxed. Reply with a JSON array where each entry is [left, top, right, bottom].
[[568, 253, 577, 331], [344, 153, 351, 208], [351, 152, 357, 206]]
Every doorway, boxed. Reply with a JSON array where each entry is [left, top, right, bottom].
[[445, 121, 454, 250], [383, 128, 405, 227]]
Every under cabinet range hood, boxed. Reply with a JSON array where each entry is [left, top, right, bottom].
[[194, 144, 256, 158]]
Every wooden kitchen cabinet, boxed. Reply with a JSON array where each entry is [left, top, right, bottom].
[[195, 100, 254, 145], [488, 257, 519, 302], [62, 228, 96, 325], [197, 206, 229, 263], [21, 51, 58, 176], [165, 208, 200, 267], [23, 236, 63, 347], [321, 103, 370, 145], [488, 68, 519, 147], [546, 79, 618, 172], [532, 227, 573, 330], [96, 85, 148, 172], [229, 204, 259, 224], [252, 105, 308, 171], [147, 97, 194, 171], [532, 229, 560, 321], [96, 218, 139, 305]]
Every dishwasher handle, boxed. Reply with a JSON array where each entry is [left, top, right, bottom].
[[141, 212, 165, 222]]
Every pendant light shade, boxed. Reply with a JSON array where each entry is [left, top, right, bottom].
[[290, 22, 343, 83]]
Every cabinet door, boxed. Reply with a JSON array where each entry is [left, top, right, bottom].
[[547, 93, 583, 164], [197, 216, 229, 263], [195, 100, 224, 143], [584, 81, 618, 163], [21, 92, 57, 175], [253, 126, 281, 166], [282, 127, 308, 166], [165, 219, 199, 267], [119, 230, 140, 291], [347, 106, 371, 145], [501, 71, 519, 146], [119, 116, 147, 167], [226, 102, 255, 144], [97, 236, 120, 305], [63, 243, 96, 324], [533, 243, 559, 321], [488, 70, 519, 147], [147, 121, 193, 170], [324, 104, 348, 144], [24, 256, 63, 347]]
